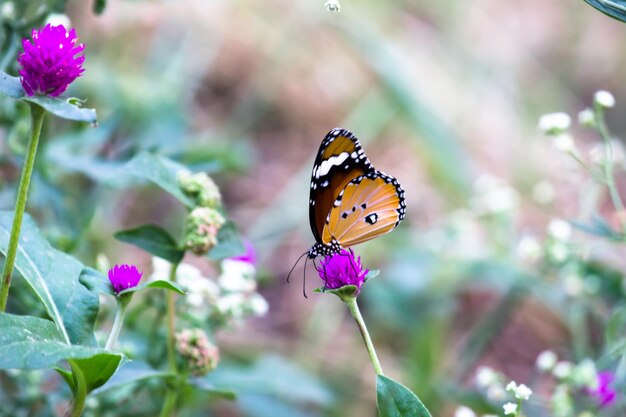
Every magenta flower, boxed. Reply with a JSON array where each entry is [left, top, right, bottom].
[[588, 371, 617, 407], [316, 249, 369, 291], [108, 264, 142, 294], [230, 240, 256, 265], [17, 24, 85, 97]]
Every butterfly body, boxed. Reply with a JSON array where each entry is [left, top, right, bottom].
[[306, 128, 406, 259]]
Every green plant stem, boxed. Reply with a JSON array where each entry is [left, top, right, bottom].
[[345, 297, 384, 376], [104, 296, 131, 350], [160, 262, 180, 417], [0, 104, 45, 312], [595, 106, 626, 235]]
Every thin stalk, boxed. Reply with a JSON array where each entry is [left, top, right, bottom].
[[160, 262, 180, 417], [0, 104, 45, 312], [345, 297, 384, 376], [104, 296, 131, 350], [595, 106, 626, 235]]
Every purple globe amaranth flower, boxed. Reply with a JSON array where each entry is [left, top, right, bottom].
[[316, 249, 369, 291], [17, 24, 85, 97], [588, 371, 617, 407], [108, 264, 143, 294]]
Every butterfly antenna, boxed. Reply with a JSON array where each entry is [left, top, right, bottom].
[[286, 251, 307, 283], [302, 256, 309, 298]]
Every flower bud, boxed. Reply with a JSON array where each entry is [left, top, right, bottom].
[[184, 207, 225, 255], [175, 329, 219, 376], [178, 170, 222, 209]]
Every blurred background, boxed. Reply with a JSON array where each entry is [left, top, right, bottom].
[[1, 0, 626, 416]]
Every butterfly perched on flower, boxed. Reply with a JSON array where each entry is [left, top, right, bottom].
[[306, 128, 406, 259]]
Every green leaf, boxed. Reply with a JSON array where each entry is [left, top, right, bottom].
[[0, 314, 122, 370], [24, 96, 97, 125], [188, 378, 237, 400], [79, 267, 113, 295], [0, 72, 97, 124], [106, 152, 193, 207], [207, 221, 245, 260], [377, 375, 432, 417], [314, 284, 359, 302], [114, 224, 184, 263], [69, 354, 124, 392], [119, 279, 185, 296], [91, 361, 172, 395], [0, 71, 24, 98], [584, 0, 626, 23], [0, 211, 99, 345]]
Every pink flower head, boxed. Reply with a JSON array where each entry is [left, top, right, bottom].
[[17, 24, 85, 97], [316, 249, 369, 291], [588, 371, 617, 407], [108, 264, 142, 294], [230, 240, 256, 265]]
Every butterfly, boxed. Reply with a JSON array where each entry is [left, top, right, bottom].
[[306, 128, 406, 259]]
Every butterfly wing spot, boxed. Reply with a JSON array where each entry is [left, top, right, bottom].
[[365, 213, 378, 225], [316, 152, 350, 178]]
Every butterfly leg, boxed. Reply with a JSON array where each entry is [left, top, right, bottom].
[[302, 256, 309, 299]]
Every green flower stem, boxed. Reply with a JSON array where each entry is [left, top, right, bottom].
[[345, 297, 384, 376], [595, 105, 626, 233], [160, 262, 180, 417], [104, 295, 131, 350], [0, 103, 45, 312]]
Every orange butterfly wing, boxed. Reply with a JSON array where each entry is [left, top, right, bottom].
[[322, 171, 406, 247]]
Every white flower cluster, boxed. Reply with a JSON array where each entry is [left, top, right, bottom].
[[469, 175, 519, 216], [535, 350, 598, 387], [151, 257, 268, 323], [452, 406, 498, 417], [545, 218, 572, 264], [473, 367, 533, 417]]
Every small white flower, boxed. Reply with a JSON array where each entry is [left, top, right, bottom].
[[594, 90, 615, 108], [151, 257, 173, 281], [553, 361, 573, 379], [539, 112, 571, 134], [531, 181, 554, 205], [516, 236, 542, 264], [536, 350, 557, 371], [515, 384, 532, 400], [453, 406, 477, 417], [502, 402, 518, 415], [218, 259, 257, 293], [1, 2, 15, 19], [486, 384, 506, 401], [505, 381, 517, 392], [552, 133, 576, 154], [563, 274, 583, 297], [548, 219, 572, 241], [475, 366, 498, 389], [248, 293, 269, 316], [45, 13, 71, 28], [578, 108, 595, 127], [324, 0, 341, 12], [216, 293, 246, 317], [573, 358, 598, 387]]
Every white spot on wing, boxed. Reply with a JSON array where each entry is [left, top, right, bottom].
[[318, 152, 350, 177]]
